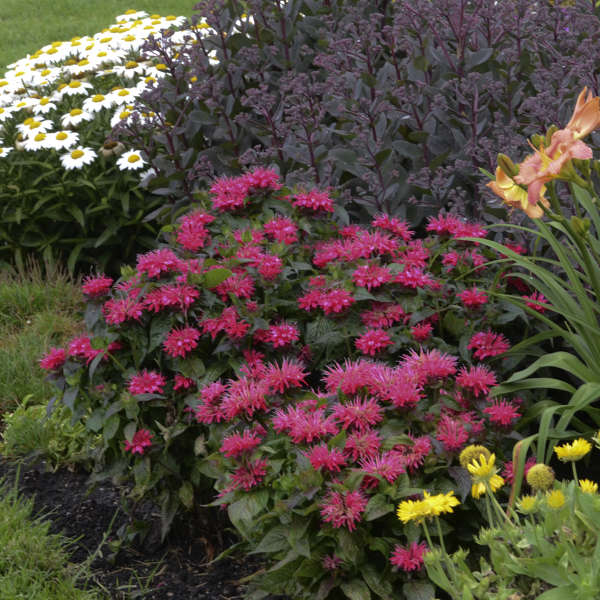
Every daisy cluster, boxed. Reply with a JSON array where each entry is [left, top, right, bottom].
[[0, 9, 209, 170], [41, 168, 536, 592]]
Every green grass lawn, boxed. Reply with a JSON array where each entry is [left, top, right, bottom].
[[0, 0, 200, 72]]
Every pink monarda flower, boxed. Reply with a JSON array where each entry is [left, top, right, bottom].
[[241, 167, 282, 191], [201, 306, 250, 341], [468, 330, 510, 360], [426, 214, 462, 235], [352, 264, 393, 290], [390, 542, 428, 572], [436, 414, 469, 452], [162, 326, 201, 358], [442, 251, 460, 269], [332, 398, 384, 431], [323, 359, 376, 395], [272, 406, 338, 444], [173, 374, 195, 391], [361, 303, 407, 329], [360, 451, 406, 486], [215, 271, 255, 301], [209, 175, 249, 211], [128, 370, 166, 395], [305, 444, 347, 472], [292, 189, 334, 212], [457, 287, 488, 309], [394, 435, 432, 473], [263, 359, 308, 393], [39, 347, 67, 371], [220, 430, 263, 458], [399, 240, 430, 268], [456, 365, 497, 397], [322, 555, 343, 571], [124, 429, 153, 455], [320, 489, 368, 531], [81, 274, 113, 297], [68, 335, 102, 363], [394, 267, 434, 289], [176, 211, 214, 251], [318, 289, 355, 314], [265, 322, 300, 347], [263, 216, 298, 244], [502, 456, 537, 485], [372, 213, 413, 241], [220, 377, 270, 420], [144, 284, 200, 313], [355, 329, 393, 356], [344, 429, 381, 462], [230, 458, 268, 491], [103, 297, 145, 325], [399, 348, 458, 383], [411, 322, 433, 341], [483, 399, 521, 427], [136, 248, 182, 278], [523, 291, 549, 313], [258, 254, 283, 280]]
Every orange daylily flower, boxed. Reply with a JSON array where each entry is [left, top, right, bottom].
[[565, 86, 600, 140], [487, 166, 548, 218]]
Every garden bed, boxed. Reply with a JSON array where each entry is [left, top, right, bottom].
[[0, 457, 271, 600]]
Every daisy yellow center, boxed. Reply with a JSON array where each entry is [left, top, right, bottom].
[[120, 111, 131, 119], [16, 101, 27, 108], [58, 83, 67, 90], [72, 41, 82, 47], [98, 51, 108, 57], [123, 35, 136, 42], [46, 48, 58, 55], [151, 20, 161, 25], [29, 121, 41, 129], [0, 80, 8, 86], [71, 149, 84, 159], [0, 108, 4, 113], [51, 41, 62, 47], [34, 133, 46, 141], [23, 117, 34, 125], [77, 59, 89, 66], [190, 76, 198, 83], [166, 15, 176, 20], [68, 81, 82, 88], [100, 37, 112, 43], [15, 71, 24, 76], [125, 9, 137, 14], [85, 44, 94, 50], [125, 61, 138, 69], [70, 108, 83, 116], [150, 14, 161, 19], [118, 90, 130, 96], [155, 63, 167, 71], [0, 148, 4, 154], [92, 94, 105, 102], [65, 59, 77, 66], [56, 132, 68, 140], [127, 154, 141, 163]]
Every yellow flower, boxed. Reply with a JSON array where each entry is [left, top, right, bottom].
[[517, 495, 538, 514], [459, 445, 491, 469], [486, 166, 547, 219], [579, 479, 598, 494], [397, 498, 430, 524], [526, 464, 555, 492], [423, 491, 460, 516], [554, 438, 592, 462], [467, 454, 505, 498], [546, 489, 566, 509]]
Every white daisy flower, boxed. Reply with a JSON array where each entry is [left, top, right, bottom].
[[112, 60, 146, 78], [23, 131, 52, 151], [60, 146, 97, 170], [107, 87, 140, 105], [139, 166, 157, 186], [115, 10, 149, 21], [82, 93, 114, 112], [0, 106, 15, 122], [11, 97, 37, 112], [16, 118, 54, 136], [116, 149, 146, 170], [31, 97, 57, 115], [144, 63, 169, 80], [46, 130, 79, 150], [56, 80, 94, 98], [116, 33, 146, 51], [161, 15, 187, 28], [110, 106, 135, 128], [0, 146, 13, 157], [60, 108, 94, 128], [65, 58, 97, 76]]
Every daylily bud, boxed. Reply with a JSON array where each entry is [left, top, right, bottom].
[[497, 153, 519, 177], [571, 157, 591, 179], [545, 124, 559, 146], [571, 216, 591, 237], [530, 134, 544, 149]]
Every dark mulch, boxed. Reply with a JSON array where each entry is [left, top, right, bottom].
[[0, 457, 270, 600]]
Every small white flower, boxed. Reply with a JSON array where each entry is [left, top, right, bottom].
[[83, 93, 114, 113], [0, 146, 13, 157], [110, 106, 135, 128], [115, 10, 149, 21], [46, 130, 80, 150], [117, 150, 146, 170], [107, 87, 140, 105], [23, 131, 52, 151], [60, 108, 94, 128], [112, 60, 146, 79], [16, 118, 53, 136], [60, 146, 97, 170], [31, 97, 57, 115], [0, 106, 15, 122], [56, 80, 94, 97]]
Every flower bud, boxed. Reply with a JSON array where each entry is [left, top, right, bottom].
[[530, 134, 544, 149], [570, 216, 591, 237], [572, 157, 591, 179], [526, 463, 555, 491], [459, 444, 491, 469], [497, 154, 519, 178], [545, 124, 559, 147]]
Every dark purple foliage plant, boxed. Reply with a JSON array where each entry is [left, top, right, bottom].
[[116, 0, 600, 227]]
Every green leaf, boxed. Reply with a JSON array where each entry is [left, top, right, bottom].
[[402, 581, 435, 600], [362, 564, 393, 599], [103, 413, 120, 442], [204, 268, 233, 288], [364, 494, 394, 521], [535, 588, 577, 600], [178, 481, 194, 509], [249, 526, 289, 554], [341, 579, 371, 600]]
